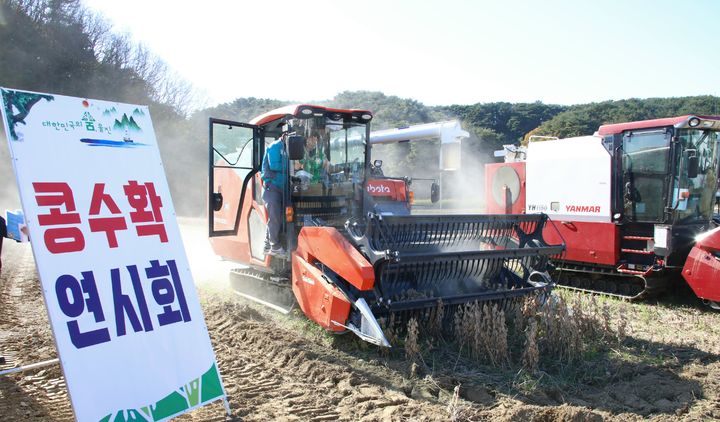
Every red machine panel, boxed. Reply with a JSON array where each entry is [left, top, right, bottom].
[[683, 227, 720, 302], [366, 178, 408, 202], [484, 162, 526, 214], [543, 220, 619, 266], [296, 226, 374, 291], [209, 170, 269, 267], [291, 253, 351, 331]]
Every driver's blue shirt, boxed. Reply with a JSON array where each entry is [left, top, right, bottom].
[[261, 139, 286, 190]]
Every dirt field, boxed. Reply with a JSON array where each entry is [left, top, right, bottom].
[[1, 219, 719, 421]]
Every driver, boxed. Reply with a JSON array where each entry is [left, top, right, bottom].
[[261, 131, 288, 256], [296, 131, 330, 184]]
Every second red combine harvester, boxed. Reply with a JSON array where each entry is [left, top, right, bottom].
[[486, 115, 720, 308], [208, 105, 564, 346]]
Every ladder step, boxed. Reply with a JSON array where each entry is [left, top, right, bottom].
[[617, 268, 645, 275], [623, 235, 653, 241], [621, 248, 654, 255], [617, 264, 651, 276]]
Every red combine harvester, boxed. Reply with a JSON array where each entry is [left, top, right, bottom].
[[208, 105, 564, 346], [365, 170, 413, 216], [486, 115, 720, 308]]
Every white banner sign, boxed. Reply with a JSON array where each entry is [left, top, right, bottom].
[[1, 88, 226, 422]]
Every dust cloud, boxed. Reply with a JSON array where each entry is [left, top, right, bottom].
[[370, 129, 495, 213], [153, 116, 207, 218], [448, 132, 494, 213], [177, 217, 236, 288], [0, 110, 207, 218], [0, 128, 21, 211]]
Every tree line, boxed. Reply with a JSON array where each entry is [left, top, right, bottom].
[[528, 96, 720, 140]]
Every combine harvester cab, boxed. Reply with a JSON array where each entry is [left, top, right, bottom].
[[487, 115, 720, 306], [208, 105, 565, 346]]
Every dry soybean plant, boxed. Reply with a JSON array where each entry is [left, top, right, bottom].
[[446, 385, 463, 422], [454, 302, 510, 366], [405, 317, 421, 362], [388, 291, 626, 375], [616, 304, 628, 342], [427, 299, 445, 337], [521, 319, 539, 372], [541, 295, 584, 363]]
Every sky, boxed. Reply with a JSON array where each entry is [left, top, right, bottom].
[[81, 0, 720, 108]]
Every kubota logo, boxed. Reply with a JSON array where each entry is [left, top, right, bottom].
[[565, 205, 601, 213], [367, 184, 391, 194]]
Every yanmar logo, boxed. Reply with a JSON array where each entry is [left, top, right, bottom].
[[367, 184, 391, 194], [565, 205, 601, 213]]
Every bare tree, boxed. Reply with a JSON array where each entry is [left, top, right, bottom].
[[6, 0, 198, 115], [80, 11, 112, 59]]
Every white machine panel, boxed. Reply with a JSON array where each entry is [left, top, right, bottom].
[[526, 136, 611, 222]]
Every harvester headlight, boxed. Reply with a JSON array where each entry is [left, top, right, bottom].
[[299, 107, 313, 116], [654, 225, 670, 249], [285, 206, 294, 222], [361, 113, 373, 121], [688, 117, 701, 127]]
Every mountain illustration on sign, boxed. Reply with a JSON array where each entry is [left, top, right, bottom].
[[102, 106, 118, 117], [112, 113, 141, 143], [132, 107, 145, 117], [113, 113, 142, 132]]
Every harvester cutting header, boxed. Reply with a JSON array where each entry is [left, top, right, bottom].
[[208, 104, 564, 346]]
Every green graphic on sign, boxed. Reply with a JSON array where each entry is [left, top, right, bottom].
[[99, 363, 224, 422], [1, 88, 54, 140], [113, 113, 142, 133]]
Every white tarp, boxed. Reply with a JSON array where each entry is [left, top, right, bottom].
[[1, 88, 226, 422]]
